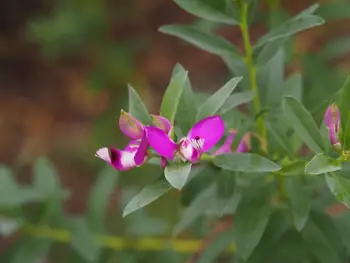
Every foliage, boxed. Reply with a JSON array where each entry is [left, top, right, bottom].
[[4, 0, 350, 262]]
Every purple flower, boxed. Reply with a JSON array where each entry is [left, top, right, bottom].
[[95, 110, 172, 171], [144, 115, 225, 163], [324, 104, 341, 147], [213, 129, 250, 156]]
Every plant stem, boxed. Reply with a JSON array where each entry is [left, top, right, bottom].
[[239, 2, 267, 140], [20, 222, 236, 253], [200, 153, 215, 162]]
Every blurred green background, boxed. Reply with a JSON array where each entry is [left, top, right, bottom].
[[2, 0, 350, 262]]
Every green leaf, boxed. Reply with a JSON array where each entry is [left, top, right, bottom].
[[87, 166, 118, 232], [219, 91, 255, 114], [33, 157, 60, 196], [214, 153, 281, 173], [174, 184, 215, 236], [310, 210, 346, 260], [67, 217, 100, 262], [256, 38, 285, 66], [285, 178, 310, 231], [301, 218, 342, 263], [325, 173, 350, 208], [164, 163, 192, 190], [199, 225, 235, 263], [234, 190, 272, 260], [128, 84, 152, 125], [159, 25, 241, 57], [9, 238, 52, 263], [266, 121, 294, 158], [283, 96, 325, 153], [339, 76, 350, 149], [277, 161, 306, 176], [255, 15, 324, 49], [0, 167, 41, 207], [123, 174, 171, 217], [259, 49, 285, 108], [283, 73, 303, 102], [160, 70, 188, 123], [180, 165, 217, 206], [0, 166, 17, 191], [196, 76, 242, 120], [305, 153, 341, 175], [173, 0, 238, 25], [215, 170, 235, 199], [246, 210, 290, 263], [174, 64, 197, 132]]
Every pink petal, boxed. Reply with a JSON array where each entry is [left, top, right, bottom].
[[188, 115, 225, 152], [179, 137, 203, 163], [160, 157, 167, 169], [110, 147, 138, 171], [145, 126, 177, 160], [213, 131, 236, 156], [151, 115, 172, 134], [134, 131, 149, 165], [119, 110, 144, 139], [124, 140, 141, 151], [95, 147, 111, 163], [213, 130, 249, 156], [324, 104, 340, 145]]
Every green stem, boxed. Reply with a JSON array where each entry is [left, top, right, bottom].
[[239, 2, 267, 140], [200, 153, 215, 163], [21, 222, 236, 252]]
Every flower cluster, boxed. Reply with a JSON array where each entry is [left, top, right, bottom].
[[95, 111, 250, 171]]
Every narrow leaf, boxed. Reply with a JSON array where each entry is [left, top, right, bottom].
[[180, 165, 217, 206], [255, 15, 324, 48], [174, 64, 197, 132], [159, 25, 241, 57], [325, 173, 350, 208], [283, 73, 303, 102], [67, 217, 100, 262], [266, 121, 294, 158], [33, 157, 60, 195], [283, 96, 325, 153], [0, 167, 41, 207], [9, 238, 51, 263], [305, 153, 341, 175], [173, 0, 238, 25], [123, 174, 171, 217], [256, 38, 285, 66], [234, 190, 272, 260], [196, 76, 242, 120], [214, 153, 281, 173], [277, 161, 306, 176], [219, 91, 255, 114], [164, 163, 192, 190], [199, 225, 235, 263], [339, 76, 350, 149], [285, 178, 310, 231], [160, 70, 188, 123], [301, 218, 342, 263], [128, 84, 152, 125], [87, 166, 118, 232], [174, 184, 215, 236]]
